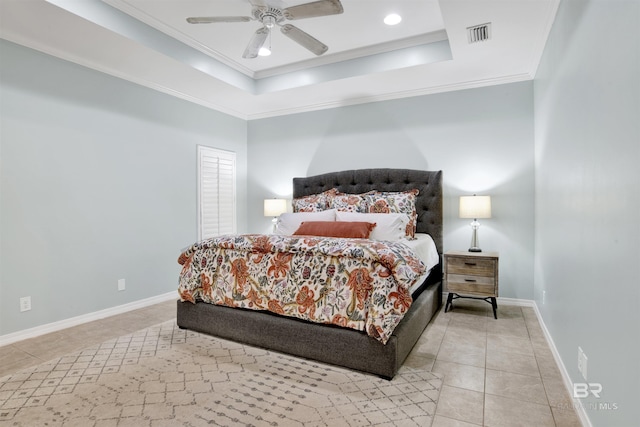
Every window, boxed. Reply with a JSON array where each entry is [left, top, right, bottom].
[[197, 146, 236, 240]]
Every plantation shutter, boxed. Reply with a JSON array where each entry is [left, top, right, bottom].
[[198, 146, 236, 240]]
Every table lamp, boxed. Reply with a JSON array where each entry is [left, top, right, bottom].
[[264, 198, 287, 232], [459, 195, 491, 252]]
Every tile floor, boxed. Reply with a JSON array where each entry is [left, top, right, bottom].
[[406, 299, 583, 426], [0, 298, 582, 426]]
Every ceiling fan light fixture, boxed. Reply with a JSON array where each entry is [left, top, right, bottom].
[[263, 15, 276, 29], [188, 0, 343, 59], [384, 13, 402, 26]]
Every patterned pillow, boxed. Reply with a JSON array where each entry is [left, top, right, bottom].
[[328, 191, 372, 213], [366, 189, 419, 239], [292, 188, 338, 212]]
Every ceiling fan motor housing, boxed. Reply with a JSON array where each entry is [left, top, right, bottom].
[[253, 7, 284, 28]]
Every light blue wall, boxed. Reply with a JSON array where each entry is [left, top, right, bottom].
[[0, 40, 248, 335], [248, 82, 535, 300], [534, 0, 640, 425]]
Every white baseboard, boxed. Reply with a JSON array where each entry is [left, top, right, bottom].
[[0, 292, 177, 348], [532, 302, 592, 427], [497, 296, 535, 306]]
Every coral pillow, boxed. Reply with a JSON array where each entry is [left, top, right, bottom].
[[293, 221, 376, 239]]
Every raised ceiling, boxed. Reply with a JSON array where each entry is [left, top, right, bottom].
[[0, 0, 559, 120]]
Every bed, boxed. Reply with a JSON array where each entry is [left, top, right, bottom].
[[176, 168, 443, 379]]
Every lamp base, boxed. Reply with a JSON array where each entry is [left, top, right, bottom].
[[468, 220, 482, 253]]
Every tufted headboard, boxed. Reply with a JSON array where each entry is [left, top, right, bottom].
[[293, 169, 443, 254]]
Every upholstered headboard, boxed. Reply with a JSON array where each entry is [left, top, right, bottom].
[[292, 169, 443, 254]]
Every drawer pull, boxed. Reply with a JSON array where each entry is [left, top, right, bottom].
[[464, 279, 477, 282], [464, 262, 477, 266]]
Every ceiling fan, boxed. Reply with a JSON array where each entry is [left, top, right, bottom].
[[186, 0, 344, 59]]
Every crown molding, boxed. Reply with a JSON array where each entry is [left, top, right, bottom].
[[245, 72, 534, 120]]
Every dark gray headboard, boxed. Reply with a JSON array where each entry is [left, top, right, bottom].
[[293, 169, 443, 254]]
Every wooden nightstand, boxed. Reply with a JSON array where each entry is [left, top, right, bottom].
[[444, 250, 499, 319]]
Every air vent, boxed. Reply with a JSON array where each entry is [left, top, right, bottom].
[[467, 23, 491, 43]]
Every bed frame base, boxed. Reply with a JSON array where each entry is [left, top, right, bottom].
[[177, 277, 441, 379]]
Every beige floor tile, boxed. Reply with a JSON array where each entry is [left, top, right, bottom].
[[0, 346, 43, 378], [536, 353, 563, 379], [486, 348, 540, 377], [432, 414, 481, 427], [551, 405, 583, 427], [403, 354, 436, 371], [435, 385, 484, 426], [524, 316, 544, 333], [429, 308, 452, 326], [446, 313, 489, 333], [542, 375, 574, 408], [445, 298, 491, 316], [421, 323, 448, 341], [487, 333, 535, 358], [521, 306, 537, 319], [493, 305, 524, 319], [530, 335, 553, 354], [484, 394, 555, 427], [411, 326, 446, 359], [485, 369, 548, 405], [436, 338, 486, 368], [11, 330, 94, 364], [486, 318, 530, 338], [441, 325, 487, 346], [432, 360, 485, 392]]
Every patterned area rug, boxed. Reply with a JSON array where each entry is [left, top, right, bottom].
[[0, 320, 442, 426]]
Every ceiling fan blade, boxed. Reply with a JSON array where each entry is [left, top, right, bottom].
[[243, 27, 270, 58], [280, 24, 328, 56], [186, 16, 251, 24], [251, 0, 287, 9], [283, 0, 343, 20]]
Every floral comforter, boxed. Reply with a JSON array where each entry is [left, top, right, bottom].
[[177, 234, 426, 344]]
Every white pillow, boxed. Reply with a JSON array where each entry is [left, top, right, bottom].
[[275, 209, 337, 235], [336, 211, 409, 241]]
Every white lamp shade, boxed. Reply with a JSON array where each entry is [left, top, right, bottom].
[[264, 199, 287, 217], [459, 195, 492, 219]]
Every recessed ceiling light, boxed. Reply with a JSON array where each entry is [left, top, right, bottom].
[[258, 47, 271, 56], [384, 13, 402, 26]]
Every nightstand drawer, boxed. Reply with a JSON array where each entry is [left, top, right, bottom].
[[446, 257, 496, 276], [447, 274, 496, 296]]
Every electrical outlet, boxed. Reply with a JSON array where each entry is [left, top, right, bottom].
[[20, 296, 32, 312], [542, 290, 546, 305], [118, 279, 126, 291], [578, 347, 588, 380]]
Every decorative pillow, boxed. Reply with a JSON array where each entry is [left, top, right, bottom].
[[292, 188, 338, 212], [328, 191, 371, 213], [336, 211, 410, 242], [275, 209, 337, 235], [293, 221, 376, 239], [365, 189, 419, 239]]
